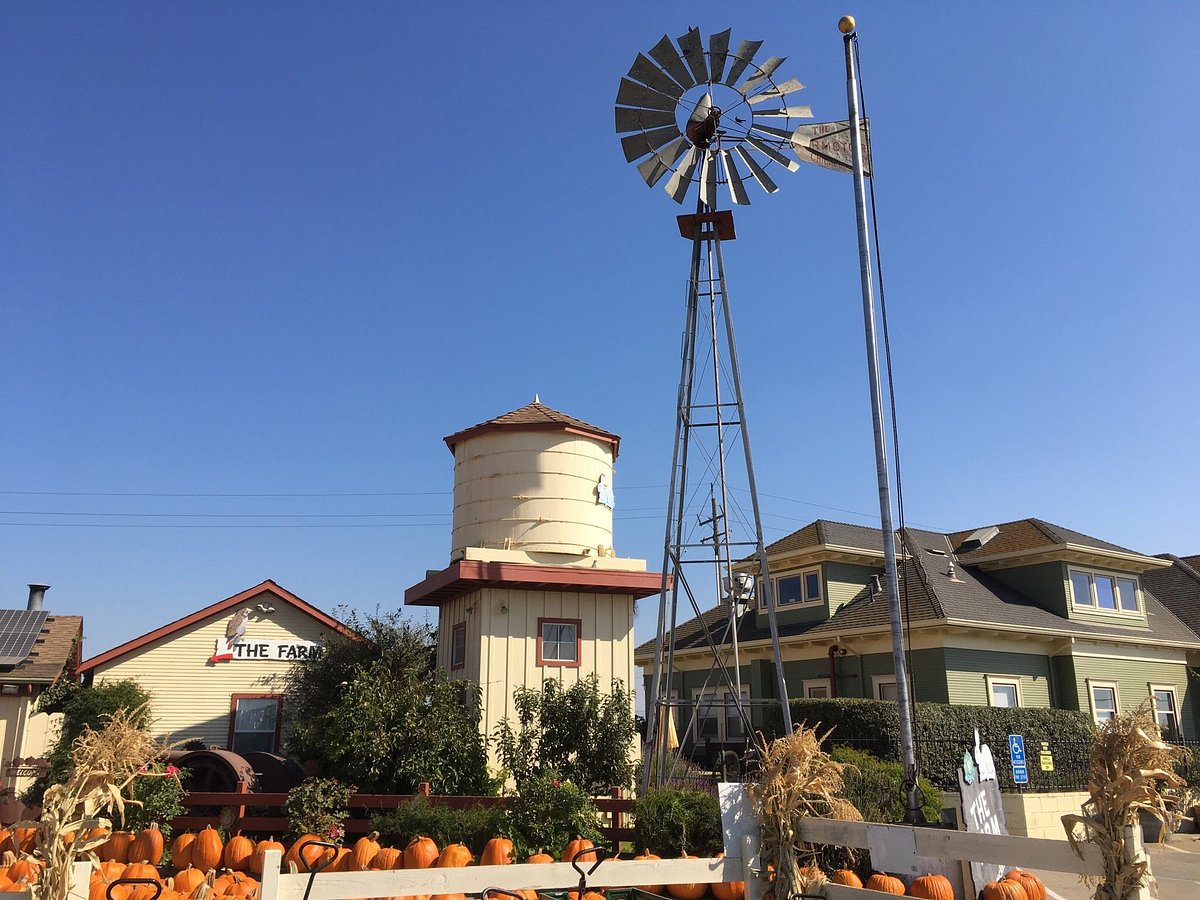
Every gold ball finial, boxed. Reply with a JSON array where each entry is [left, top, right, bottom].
[[838, 15, 856, 34]]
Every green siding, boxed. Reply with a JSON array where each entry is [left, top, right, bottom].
[[942, 648, 1052, 707], [1051, 655, 1078, 709], [1069, 656, 1196, 739], [824, 562, 881, 615], [987, 562, 1069, 616], [857, 649, 948, 703]]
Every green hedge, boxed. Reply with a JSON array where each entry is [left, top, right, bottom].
[[632, 787, 724, 856], [768, 698, 1096, 792]]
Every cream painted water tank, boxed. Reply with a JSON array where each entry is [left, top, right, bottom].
[[445, 401, 618, 559]]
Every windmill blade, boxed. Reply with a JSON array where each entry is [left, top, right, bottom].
[[737, 56, 785, 94], [754, 105, 814, 118], [616, 77, 677, 113], [665, 146, 699, 203], [621, 125, 681, 163], [748, 121, 798, 140], [747, 78, 805, 105], [628, 53, 684, 99], [615, 106, 677, 134], [700, 150, 718, 209], [637, 136, 689, 187], [723, 39, 763, 86], [677, 27, 708, 85], [720, 150, 751, 206], [733, 145, 779, 194], [648, 34, 694, 91], [708, 28, 731, 84], [744, 134, 801, 172]]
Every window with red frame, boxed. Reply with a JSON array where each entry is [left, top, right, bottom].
[[450, 621, 466, 670], [228, 694, 282, 753], [537, 617, 581, 667]]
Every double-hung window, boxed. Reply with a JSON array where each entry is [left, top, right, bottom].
[[1150, 686, 1180, 740], [1089, 681, 1119, 725], [228, 695, 282, 753], [693, 688, 748, 742]]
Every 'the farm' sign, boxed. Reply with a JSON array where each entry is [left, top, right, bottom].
[[210, 638, 322, 663]]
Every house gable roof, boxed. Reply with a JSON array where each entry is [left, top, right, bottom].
[[78, 580, 354, 673], [1, 614, 83, 685], [1143, 554, 1200, 641], [442, 401, 620, 459]]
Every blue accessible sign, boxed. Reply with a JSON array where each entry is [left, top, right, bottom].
[[1008, 735, 1028, 784]]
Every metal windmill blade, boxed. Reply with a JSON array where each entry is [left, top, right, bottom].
[[615, 28, 814, 206]]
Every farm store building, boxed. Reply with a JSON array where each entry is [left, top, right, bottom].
[[78, 580, 353, 753]]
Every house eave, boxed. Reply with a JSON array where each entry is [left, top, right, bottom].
[[967, 543, 1172, 573]]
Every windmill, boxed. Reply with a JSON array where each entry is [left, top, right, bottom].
[[616, 27, 811, 788]]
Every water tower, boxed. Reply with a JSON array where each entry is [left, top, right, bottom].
[[404, 399, 661, 754]]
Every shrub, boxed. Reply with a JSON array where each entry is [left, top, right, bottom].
[[123, 764, 189, 837], [633, 787, 722, 856], [503, 770, 603, 860], [371, 795, 508, 854], [286, 776, 353, 841], [829, 747, 941, 824]]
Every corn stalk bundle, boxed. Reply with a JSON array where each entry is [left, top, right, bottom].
[[17, 705, 174, 900], [1062, 699, 1183, 900], [746, 725, 862, 900]]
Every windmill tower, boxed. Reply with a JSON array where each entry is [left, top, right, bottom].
[[616, 27, 816, 786]]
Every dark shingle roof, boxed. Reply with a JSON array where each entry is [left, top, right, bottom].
[[949, 518, 1135, 562], [1143, 554, 1200, 641], [2, 614, 82, 685], [762, 520, 885, 557]]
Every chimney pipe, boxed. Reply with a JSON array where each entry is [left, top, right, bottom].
[[27, 584, 49, 611]]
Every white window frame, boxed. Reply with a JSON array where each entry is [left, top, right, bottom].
[[803, 678, 832, 699], [1088, 679, 1120, 726], [691, 687, 749, 743], [1149, 684, 1181, 740], [1069, 568, 1141, 615], [774, 567, 823, 607], [985, 675, 1022, 708]]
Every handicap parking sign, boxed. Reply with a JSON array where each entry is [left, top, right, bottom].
[[1008, 734, 1026, 763]]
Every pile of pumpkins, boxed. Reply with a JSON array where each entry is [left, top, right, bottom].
[[828, 866, 1046, 899]]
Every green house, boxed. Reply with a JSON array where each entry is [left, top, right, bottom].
[[635, 518, 1200, 754]]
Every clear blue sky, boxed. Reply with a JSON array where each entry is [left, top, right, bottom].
[[3, 2, 1197, 662]]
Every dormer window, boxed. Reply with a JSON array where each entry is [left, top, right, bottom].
[[776, 568, 822, 606], [1070, 569, 1139, 613]]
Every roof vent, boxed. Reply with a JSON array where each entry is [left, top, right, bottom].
[[27, 584, 49, 612], [958, 525, 1000, 553]]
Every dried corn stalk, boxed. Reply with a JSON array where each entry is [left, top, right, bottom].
[[1062, 699, 1183, 900], [16, 705, 176, 900], [746, 725, 862, 900]]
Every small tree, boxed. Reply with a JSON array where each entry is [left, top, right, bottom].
[[494, 675, 638, 794]]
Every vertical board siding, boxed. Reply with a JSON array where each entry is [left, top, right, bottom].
[[942, 648, 1052, 707]]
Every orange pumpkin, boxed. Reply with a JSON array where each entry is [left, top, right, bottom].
[[250, 837, 285, 876], [435, 843, 473, 867], [561, 837, 596, 865], [864, 872, 905, 895], [526, 850, 554, 864], [13, 827, 36, 853], [345, 832, 381, 872], [100, 831, 134, 864], [120, 861, 162, 900], [191, 827, 223, 873], [981, 881, 1028, 900], [95, 860, 126, 883], [403, 836, 439, 870], [89, 870, 128, 900], [286, 834, 335, 872], [908, 873, 953, 899], [370, 846, 404, 870], [130, 826, 165, 867], [224, 833, 256, 873], [667, 852, 706, 900], [8, 857, 42, 884], [1003, 870, 1045, 900], [632, 850, 663, 894], [829, 870, 862, 888], [170, 832, 196, 870], [479, 837, 514, 866], [428, 894, 466, 900], [172, 865, 206, 896], [710, 852, 744, 900]]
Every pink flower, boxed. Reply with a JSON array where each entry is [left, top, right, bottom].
[[136, 764, 149, 773], [326, 826, 344, 840], [553, 780, 561, 788], [165, 765, 180, 776]]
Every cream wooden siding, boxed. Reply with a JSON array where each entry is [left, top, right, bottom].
[[443, 587, 635, 764], [91, 594, 337, 748]]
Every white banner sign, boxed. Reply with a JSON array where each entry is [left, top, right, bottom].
[[211, 638, 321, 663], [790, 119, 871, 175]]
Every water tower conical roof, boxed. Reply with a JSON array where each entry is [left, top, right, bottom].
[[444, 400, 620, 459]]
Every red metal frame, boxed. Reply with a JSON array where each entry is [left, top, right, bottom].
[[450, 622, 466, 670]]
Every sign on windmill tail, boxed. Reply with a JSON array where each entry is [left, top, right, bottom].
[[615, 26, 870, 206]]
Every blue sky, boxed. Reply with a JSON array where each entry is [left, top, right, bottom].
[[3, 2, 1198, 662]]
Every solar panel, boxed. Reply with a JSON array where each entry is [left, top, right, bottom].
[[0, 610, 49, 666]]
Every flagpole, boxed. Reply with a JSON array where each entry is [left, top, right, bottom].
[[839, 14, 923, 824]]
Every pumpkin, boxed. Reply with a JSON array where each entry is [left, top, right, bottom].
[[286, 834, 334, 872], [429, 894, 466, 900], [403, 836, 439, 870], [526, 850, 554, 864], [710, 852, 744, 900], [100, 831, 134, 864], [1003, 870, 1046, 900], [170, 832, 196, 870], [829, 870, 862, 888], [95, 860, 127, 883], [436, 843, 473, 867], [13, 827, 37, 853], [864, 872, 905, 895], [907, 873, 953, 899], [562, 837, 596, 864], [191, 827, 223, 873], [632, 850, 663, 894], [89, 871, 128, 900], [479, 837, 514, 866], [222, 832, 255, 873], [121, 861, 162, 900], [250, 837, 285, 876], [130, 825, 165, 867], [370, 846, 404, 870], [981, 881, 1028, 900], [345, 832, 381, 872], [667, 852, 706, 900], [8, 857, 41, 884], [172, 865, 206, 896]]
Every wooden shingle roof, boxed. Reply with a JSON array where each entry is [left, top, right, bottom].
[[443, 401, 620, 458]]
